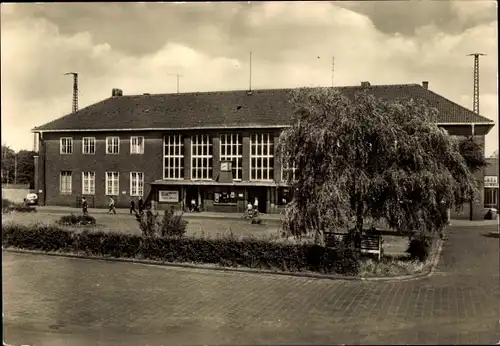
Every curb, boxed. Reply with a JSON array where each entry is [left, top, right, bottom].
[[3, 238, 444, 282]]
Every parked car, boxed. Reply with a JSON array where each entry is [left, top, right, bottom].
[[24, 193, 38, 206]]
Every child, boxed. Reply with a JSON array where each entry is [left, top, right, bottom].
[[130, 199, 136, 215], [138, 197, 144, 214]]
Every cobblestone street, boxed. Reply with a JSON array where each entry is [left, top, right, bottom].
[[3, 223, 499, 345]]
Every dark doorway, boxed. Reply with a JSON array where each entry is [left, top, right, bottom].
[[186, 186, 200, 211], [251, 187, 267, 214]]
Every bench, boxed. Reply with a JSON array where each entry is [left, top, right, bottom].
[[324, 231, 383, 261]]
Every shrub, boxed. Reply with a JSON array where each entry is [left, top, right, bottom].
[[58, 213, 96, 226], [251, 217, 263, 225], [136, 209, 188, 238], [2, 199, 37, 213], [2, 222, 361, 276], [406, 236, 432, 262]]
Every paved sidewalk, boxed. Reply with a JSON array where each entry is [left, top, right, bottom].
[[3, 223, 499, 345], [35, 205, 283, 221]]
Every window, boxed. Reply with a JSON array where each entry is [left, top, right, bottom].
[[484, 188, 498, 208], [60, 137, 73, 154], [214, 188, 238, 205], [130, 136, 144, 154], [191, 134, 213, 180], [60, 171, 72, 194], [105, 172, 119, 196], [250, 133, 274, 181], [82, 172, 95, 195], [130, 172, 144, 196], [106, 136, 120, 154], [82, 137, 96, 154], [281, 154, 297, 182], [220, 134, 243, 180], [164, 134, 184, 179]]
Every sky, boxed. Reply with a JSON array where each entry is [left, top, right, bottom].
[[1, 1, 498, 155]]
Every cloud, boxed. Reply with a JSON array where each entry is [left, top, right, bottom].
[[1, 2, 497, 156]]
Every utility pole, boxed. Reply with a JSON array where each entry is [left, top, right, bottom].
[[249, 51, 252, 92], [168, 73, 183, 94], [14, 153, 17, 185], [64, 72, 79, 113], [331, 56, 335, 87]]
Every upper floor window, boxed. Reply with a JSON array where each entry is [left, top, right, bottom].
[[220, 134, 242, 180], [164, 134, 184, 179], [60, 137, 73, 154], [281, 154, 297, 183], [60, 171, 72, 194], [250, 133, 274, 181], [106, 136, 120, 154], [82, 137, 96, 155], [191, 134, 213, 180], [130, 136, 144, 154]]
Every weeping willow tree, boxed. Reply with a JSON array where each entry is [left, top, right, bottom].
[[278, 88, 478, 240]]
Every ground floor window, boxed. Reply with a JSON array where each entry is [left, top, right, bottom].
[[60, 171, 72, 194], [105, 172, 119, 196], [130, 172, 144, 197], [214, 188, 238, 205], [82, 172, 95, 195], [484, 187, 498, 208]]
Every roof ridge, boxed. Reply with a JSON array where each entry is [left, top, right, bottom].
[[122, 83, 421, 98], [421, 87, 494, 123]]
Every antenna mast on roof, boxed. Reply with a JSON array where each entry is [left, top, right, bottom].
[[249, 51, 252, 93], [168, 73, 183, 94], [331, 56, 335, 87], [467, 53, 486, 122], [64, 72, 78, 113]]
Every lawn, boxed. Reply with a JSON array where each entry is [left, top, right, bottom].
[[1, 211, 410, 255]]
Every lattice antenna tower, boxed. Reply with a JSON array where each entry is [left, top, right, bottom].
[[64, 72, 79, 113], [466, 53, 486, 115]]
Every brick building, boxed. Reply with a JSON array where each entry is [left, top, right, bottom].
[[32, 82, 494, 219]]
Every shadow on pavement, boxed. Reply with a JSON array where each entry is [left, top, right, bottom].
[[481, 232, 500, 239]]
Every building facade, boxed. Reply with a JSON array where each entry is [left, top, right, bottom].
[[32, 82, 494, 219], [484, 157, 499, 210]]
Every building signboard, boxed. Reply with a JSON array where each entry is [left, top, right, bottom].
[[485, 176, 498, 188], [159, 190, 179, 203]]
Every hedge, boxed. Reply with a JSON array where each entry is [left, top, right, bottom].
[[2, 224, 360, 276], [2, 198, 36, 213], [58, 213, 96, 226]]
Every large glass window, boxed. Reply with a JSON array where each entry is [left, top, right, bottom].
[[484, 188, 498, 208], [220, 134, 242, 180], [191, 134, 213, 180], [164, 134, 184, 179], [281, 154, 297, 183], [250, 133, 274, 181]]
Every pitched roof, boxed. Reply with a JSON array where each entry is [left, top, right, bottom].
[[33, 84, 494, 132]]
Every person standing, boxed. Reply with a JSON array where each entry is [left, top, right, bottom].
[[130, 199, 136, 215], [108, 197, 116, 215], [138, 197, 144, 214], [82, 197, 88, 215], [253, 197, 259, 215]]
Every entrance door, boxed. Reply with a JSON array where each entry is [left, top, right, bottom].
[[186, 186, 199, 210], [251, 187, 267, 214]]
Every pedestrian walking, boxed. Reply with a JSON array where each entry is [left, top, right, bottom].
[[82, 197, 88, 215], [138, 197, 144, 214], [108, 197, 116, 215], [130, 199, 136, 214]]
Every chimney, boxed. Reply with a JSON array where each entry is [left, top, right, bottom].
[[361, 81, 371, 87], [112, 88, 123, 97], [422, 81, 429, 89]]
